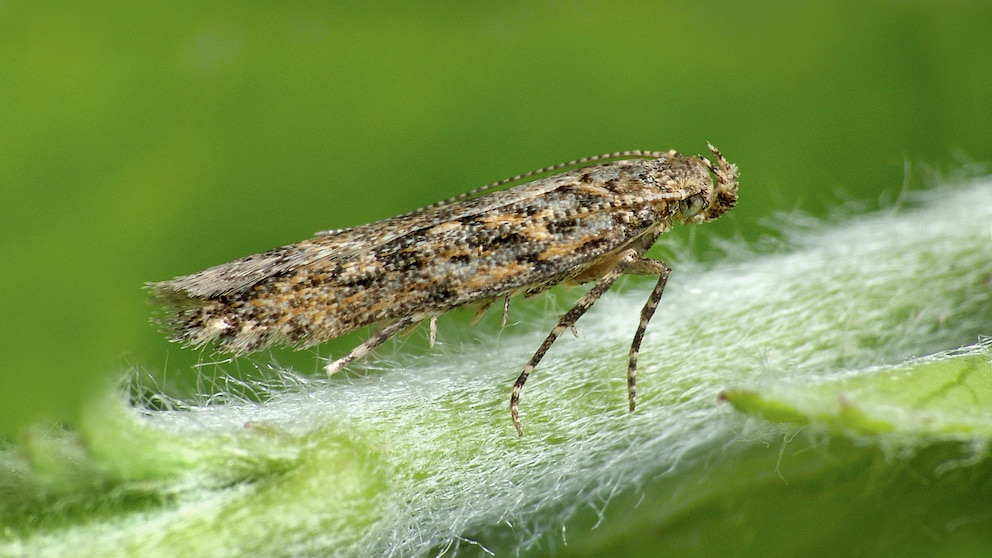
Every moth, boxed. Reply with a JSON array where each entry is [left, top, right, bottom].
[[148, 143, 739, 434]]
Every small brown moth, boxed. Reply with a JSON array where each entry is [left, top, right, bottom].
[[149, 144, 739, 435]]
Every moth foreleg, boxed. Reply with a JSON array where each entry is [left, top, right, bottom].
[[510, 249, 639, 436], [623, 259, 671, 412]]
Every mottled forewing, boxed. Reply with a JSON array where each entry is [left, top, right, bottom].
[[149, 157, 686, 353]]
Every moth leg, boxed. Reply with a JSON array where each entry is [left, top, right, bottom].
[[325, 316, 417, 376], [510, 249, 639, 436], [428, 315, 438, 349], [623, 258, 672, 412], [470, 294, 512, 327]]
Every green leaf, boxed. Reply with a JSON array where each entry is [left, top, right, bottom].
[[723, 346, 992, 438]]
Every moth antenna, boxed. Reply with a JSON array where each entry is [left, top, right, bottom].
[[399, 150, 676, 217]]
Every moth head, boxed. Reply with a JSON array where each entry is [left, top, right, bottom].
[[677, 143, 739, 224]]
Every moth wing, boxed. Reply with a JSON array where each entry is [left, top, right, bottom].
[[304, 170, 581, 262], [149, 172, 576, 301]]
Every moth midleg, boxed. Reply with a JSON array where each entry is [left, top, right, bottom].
[[510, 248, 640, 436], [623, 258, 671, 412], [324, 315, 418, 376], [469, 293, 512, 328]]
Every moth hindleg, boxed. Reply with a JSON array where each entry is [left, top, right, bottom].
[[325, 315, 419, 376]]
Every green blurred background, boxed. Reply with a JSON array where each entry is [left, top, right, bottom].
[[1, 1, 990, 435]]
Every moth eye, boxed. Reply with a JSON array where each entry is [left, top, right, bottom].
[[680, 193, 707, 218]]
